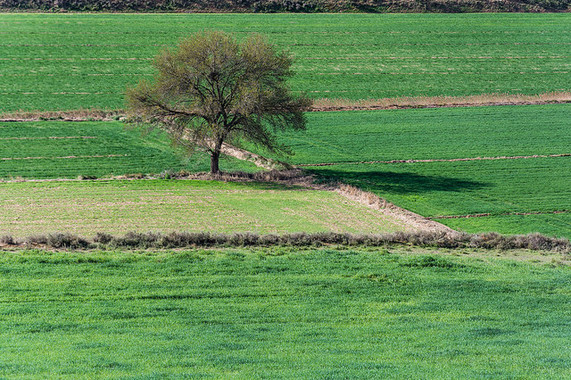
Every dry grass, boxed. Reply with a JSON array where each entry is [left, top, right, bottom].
[[2, 92, 569, 122], [311, 91, 571, 112], [0, 109, 123, 122], [1, 231, 568, 254]]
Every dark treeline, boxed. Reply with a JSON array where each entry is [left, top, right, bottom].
[[0, 0, 568, 13]]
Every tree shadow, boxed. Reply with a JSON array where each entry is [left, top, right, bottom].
[[309, 168, 490, 195]]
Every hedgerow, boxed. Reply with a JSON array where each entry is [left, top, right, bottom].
[[1, 231, 569, 253], [0, 0, 567, 12]]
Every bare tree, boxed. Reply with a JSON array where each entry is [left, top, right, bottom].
[[126, 31, 312, 174]]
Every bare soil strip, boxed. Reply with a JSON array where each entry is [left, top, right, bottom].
[[298, 154, 571, 167], [1, 92, 569, 122], [0, 136, 96, 140], [1, 154, 128, 161], [311, 92, 571, 112], [0, 109, 123, 122], [333, 183, 455, 234], [430, 210, 569, 220]]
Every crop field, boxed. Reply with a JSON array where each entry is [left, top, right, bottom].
[[0, 248, 569, 378], [242, 104, 569, 238], [0, 180, 413, 238], [0, 13, 569, 112], [312, 159, 571, 238], [0, 11, 570, 379], [275, 104, 571, 164], [2, 104, 569, 237], [0, 121, 258, 179]]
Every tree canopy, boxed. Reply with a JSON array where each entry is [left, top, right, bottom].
[[126, 30, 312, 174]]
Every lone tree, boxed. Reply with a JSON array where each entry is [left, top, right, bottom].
[[127, 30, 312, 174]]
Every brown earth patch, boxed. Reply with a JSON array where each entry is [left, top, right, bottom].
[[298, 154, 571, 167], [430, 210, 569, 220], [2, 92, 568, 122], [0, 154, 128, 161], [311, 92, 571, 112]]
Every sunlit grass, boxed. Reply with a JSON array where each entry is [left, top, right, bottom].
[[0, 248, 569, 378]]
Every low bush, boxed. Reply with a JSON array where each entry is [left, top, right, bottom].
[[0, 235, 15, 245], [4, 231, 568, 253], [47, 233, 91, 249]]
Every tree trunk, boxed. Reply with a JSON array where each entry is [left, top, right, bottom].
[[210, 150, 220, 174]]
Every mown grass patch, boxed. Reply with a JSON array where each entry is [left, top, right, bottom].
[[0, 248, 569, 378], [0, 179, 411, 237], [0, 13, 568, 112]]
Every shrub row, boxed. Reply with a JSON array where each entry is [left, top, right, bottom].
[[0, 0, 568, 12], [1, 231, 569, 252]]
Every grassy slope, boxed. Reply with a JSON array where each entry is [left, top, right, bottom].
[[0, 180, 411, 237], [0, 248, 569, 378], [0, 13, 568, 112]]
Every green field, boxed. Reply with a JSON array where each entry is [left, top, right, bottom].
[[275, 104, 571, 164], [2, 105, 569, 237], [262, 105, 571, 238], [0, 248, 569, 378], [0, 13, 569, 112], [0, 180, 412, 238], [0, 121, 258, 179], [312, 159, 571, 237], [1, 12, 570, 379]]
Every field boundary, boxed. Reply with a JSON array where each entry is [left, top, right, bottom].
[[0, 154, 129, 161], [1, 92, 569, 122], [333, 183, 455, 234], [430, 210, 569, 220], [298, 154, 571, 167], [0, 230, 568, 253]]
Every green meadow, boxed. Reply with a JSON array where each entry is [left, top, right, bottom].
[[270, 104, 571, 238], [0, 248, 569, 378], [0, 13, 568, 112], [0, 121, 257, 179]]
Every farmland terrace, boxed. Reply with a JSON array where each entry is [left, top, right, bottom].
[[0, 13, 569, 239]]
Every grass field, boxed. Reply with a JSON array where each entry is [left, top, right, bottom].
[[312, 158, 571, 238], [0, 248, 569, 378], [0, 179, 413, 238], [2, 105, 569, 237], [1, 12, 570, 379], [275, 104, 571, 164], [0, 13, 568, 112], [0, 121, 259, 179], [255, 104, 570, 238]]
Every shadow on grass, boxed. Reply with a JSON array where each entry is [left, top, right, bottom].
[[309, 169, 489, 195]]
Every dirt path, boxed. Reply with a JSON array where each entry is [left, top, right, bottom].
[[1, 92, 569, 122], [332, 183, 455, 234], [0, 154, 128, 161], [430, 210, 569, 220], [298, 154, 571, 167]]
